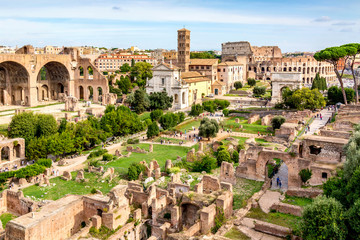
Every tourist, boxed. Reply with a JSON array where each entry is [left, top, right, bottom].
[[276, 176, 280, 186], [279, 180, 282, 189]]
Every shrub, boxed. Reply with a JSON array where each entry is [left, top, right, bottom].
[[222, 109, 229, 117], [217, 149, 231, 166], [176, 112, 185, 123], [127, 138, 140, 144], [232, 150, 239, 163], [189, 104, 204, 116], [211, 208, 226, 234], [144, 118, 152, 127], [253, 86, 266, 97], [102, 153, 114, 161], [150, 109, 163, 122], [247, 78, 256, 86], [202, 101, 217, 113], [128, 163, 146, 181], [91, 188, 97, 194], [192, 155, 217, 173], [36, 158, 52, 168], [214, 99, 230, 109], [271, 116, 286, 130], [88, 149, 108, 159], [89, 160, 101, 167], [301, 196, 347, 240], [147, 122, 160, 139], [234, 81, 243, 89], [299, 169, 312, 184], [168, 167, 181, 174]]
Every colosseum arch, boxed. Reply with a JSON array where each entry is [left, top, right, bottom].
[[36, 61, 70, 101], [0, 61, 30, 105]]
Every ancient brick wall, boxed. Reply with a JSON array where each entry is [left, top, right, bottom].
[[270, 202, 302, 217]]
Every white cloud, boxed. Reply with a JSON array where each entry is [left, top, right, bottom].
[[313, 16, 331, 22]]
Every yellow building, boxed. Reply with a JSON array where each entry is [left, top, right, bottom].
[[181, 72, 211, 104]]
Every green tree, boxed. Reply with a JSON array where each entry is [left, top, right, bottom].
[[216, 149, 231, 166], [247, 78, 256, 86], [202, 101, 216, 113], [346, 199, 360, 239], [286, 88, 326, 110], [176, 112, 185, 123], [301, 196, 347, 240], [9, 112, 37, 143], [314, 45, 357, 104], [222, 109, 229, 117], [343, 130, 360, 180], [232, 150, 239, 163], [192, 155, 217, 173], [148, 90, 173, 110], [189, 104, 204, 116], [116, 76, 132, 94], [342, 43, 360, 103], [253, 86, 266, 97], [147, 121, 159, 139], [128, 163, 145, 181], [234, 81, 243, 89], [120, 63, 131, 73], [327, 86, 343, 105], [271, 116, 285, 130], [345, 88, 355, 103], [299, 169, 312, 185], [36, 114, 57, 138], [150, 109, 163, 122], [159, 113, 176, 130], [198, 118, 219, 140], [311, 73, 327, 91], [131, 62, 153, 88], [131, 89, 150, 114]]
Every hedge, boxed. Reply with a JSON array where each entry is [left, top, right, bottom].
[[0, 159, 51, 185]]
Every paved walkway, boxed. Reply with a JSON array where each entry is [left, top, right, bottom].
[[258, 190, 282, 213], [271, 163, 288, 191], [304, 108, 334, 136]]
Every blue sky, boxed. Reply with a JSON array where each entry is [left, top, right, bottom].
[[1, 0, 359, 52]]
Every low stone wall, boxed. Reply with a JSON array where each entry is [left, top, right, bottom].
[[286, 188, 323, 199], [319, 129, 352, 139], [254, 220, 291, 237], [270, 202, 302, 217]]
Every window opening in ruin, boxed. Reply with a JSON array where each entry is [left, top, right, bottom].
[[322, 172, 328, 179], [97, 209, 103, 217], [309, 145, 321, 155]]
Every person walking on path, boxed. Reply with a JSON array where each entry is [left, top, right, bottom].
[[279, 180, 282, 189], [276, 176, 280, 186]]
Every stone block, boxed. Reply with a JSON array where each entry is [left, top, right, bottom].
[[91, 215, 102, 230]]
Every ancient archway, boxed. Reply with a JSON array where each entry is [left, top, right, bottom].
[[79, 86, 84, 100], [174, 94, 179, 103], [88, 86, 93, 100], [271, 73, 301, 103], [36, 61, 70, 100], [1, 146, 10, 161], [0, 61, 30, 105], [97, 87, 103, 102], [14, 144, 21, 158], [256, 150, 300, 188]]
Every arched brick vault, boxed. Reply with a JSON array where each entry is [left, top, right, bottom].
[[0, 50, 109, 106], [256, 150, 301, 188]]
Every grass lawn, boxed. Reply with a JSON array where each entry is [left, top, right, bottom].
[[224, 227, 250, 240], [153, 137, 187, 144], [233, 178, 264, 210], [0, 213, 16, 228], [105, 143, 194, 175], [0, 124, 8, 137], [139, 112, 151, 121], [255, 138, 268, 143], [175, 119, 201, 132], [282, 195, 313, 207], [246, 207, 301, 230], [23, 172, 122, 201], [223, 117, 271, 134]]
